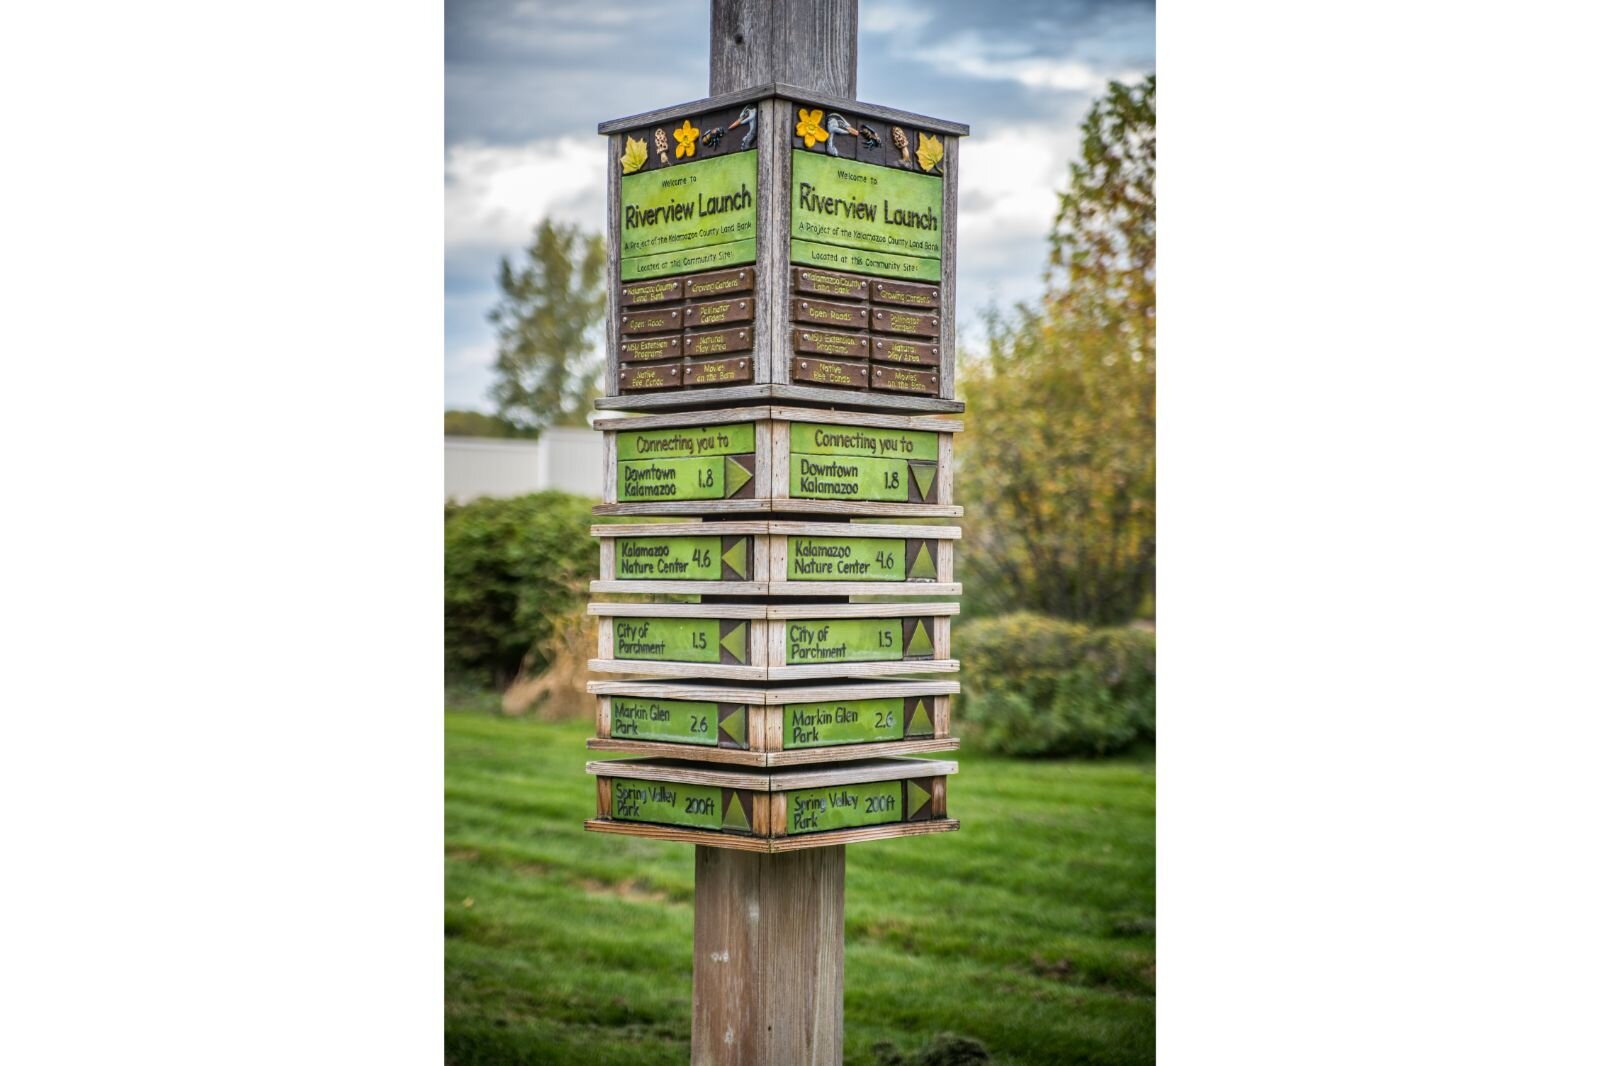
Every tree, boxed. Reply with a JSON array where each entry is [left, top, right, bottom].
[[487, 219, 606, 435], [957, 76, 1155, 624], [443, 409, 536, 438]]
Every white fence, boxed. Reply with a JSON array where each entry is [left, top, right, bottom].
[[444, 429, 605, 502]]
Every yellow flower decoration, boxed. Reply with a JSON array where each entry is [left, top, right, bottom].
[[795, 108, 829, 149], [673, 120, 698, 159]]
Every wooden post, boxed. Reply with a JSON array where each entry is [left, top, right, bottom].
[[693, 845, 846, 1066], [709, 0, 858, 98]]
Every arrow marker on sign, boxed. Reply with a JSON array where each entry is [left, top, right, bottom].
[[906, 619, 934, 658], [721, 537, 749, 579], [722, 791, 750, 832], [907, 540, 936, 579], [720, 621, 749, 663], [910, 463, 936, 501], [906, 779, 931, 819], [906, 698, 932, 737], [718, 705, 747, 747], [724, 455, 753, 497]]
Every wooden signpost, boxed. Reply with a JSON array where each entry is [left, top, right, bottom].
[[582, 4, 965, 1062]]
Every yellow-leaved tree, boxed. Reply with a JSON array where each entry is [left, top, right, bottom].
[[958, 76, 1155, 624]]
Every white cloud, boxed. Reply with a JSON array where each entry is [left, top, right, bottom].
[[892, 30, 1145, 95], [953, 119, 1082, 307], [444, 136, 607, 249], [860, 1, 933, 35]]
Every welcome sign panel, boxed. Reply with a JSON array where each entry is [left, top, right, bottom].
[[789, 152, 942, 282], [620, 151, 758, 281]]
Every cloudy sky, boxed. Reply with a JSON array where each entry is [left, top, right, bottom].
[[444, 0, 1154, 411]]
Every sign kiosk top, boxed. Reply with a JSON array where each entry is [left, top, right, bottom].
[[598, 86, 967, 413]]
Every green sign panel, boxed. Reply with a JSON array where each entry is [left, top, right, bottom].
[[787, 536, 905, 580], [790, 152, 941, 281], [617, 423, 755, 460], [611, 697, 719, 745], [616, 536, 751, 580], [620, 152, 757, 281], [789, 238, 940, 283], [789, 454, 915, 502], [785, 618, 902, 665], [787, 780, 903, 834], [783, 697, 903, 747], [788, 422, 937, 461], [613, 617, 749, 664], [618, 455, 754, 501], [612, 778, 752, 832]]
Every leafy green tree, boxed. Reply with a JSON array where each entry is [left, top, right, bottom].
[[443, 409, 536, 438], [487, 219, 606, 435], [957, 76, 1155, 624]]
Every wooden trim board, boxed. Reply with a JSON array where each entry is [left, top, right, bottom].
[[585, 735, 959, 767], [585, 817, 960, 853]]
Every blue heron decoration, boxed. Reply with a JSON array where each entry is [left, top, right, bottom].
[[727, 105, 758, 151], [824, 113, 859, 157]]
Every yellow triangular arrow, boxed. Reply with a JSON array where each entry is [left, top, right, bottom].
[[720, 621, 748, 663], [721, 537, 749, 579], [906, 698, 933, 736]]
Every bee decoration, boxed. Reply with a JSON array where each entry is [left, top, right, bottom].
[[700, 126, 725, 149], [653, 128, 669, 164], [857, 122, 881, 150], [890, 126, 911, 167]]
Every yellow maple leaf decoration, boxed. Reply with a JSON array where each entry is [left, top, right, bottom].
[[619, 136, 648, 174], [795, 108, 829, 149], [673, 120, 698, 159], [916, 133, 944, 173]]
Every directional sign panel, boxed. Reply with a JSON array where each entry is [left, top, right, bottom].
[[610, 697, 750, 747], [613, 618, 749, 665], [611, 778, 755, 833], [787, 421, 939, 503], [786, 780, 903, 834]]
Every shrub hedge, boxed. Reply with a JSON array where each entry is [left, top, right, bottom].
[[958, 613, 1155, 757], [444, 491, 596, 688]]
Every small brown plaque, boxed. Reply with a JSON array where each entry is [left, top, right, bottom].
[[792, 298, 870, 331], [792, 267, 868, 301], [870, 279, 940, 309], [870, 337, 938, 367], [869, 307, 939, 338], [683, 356, 753, 387], [620, 335, 683, 363], [794, 328, 869, 360], [792, 356, 870, 388], [683, 326, 753, 358], [620, 277, 684, 307], [872, 364, 939, 395], [682, 267, 754, 300], [620, 307, 684, 335], [684, 297, 754, 329], [619, 363, 683, 391]]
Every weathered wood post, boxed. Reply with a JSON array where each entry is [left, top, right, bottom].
[[583, 3, 967, 1062]]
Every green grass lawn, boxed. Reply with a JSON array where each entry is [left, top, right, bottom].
[[445, 700, 1154, 1065]]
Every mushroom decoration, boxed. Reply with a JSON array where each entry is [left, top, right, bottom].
[[823, 113, 859, 157], [653, 128, 669, 165], [890, 126, 911, 167], [727, 105, 758, 151]]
